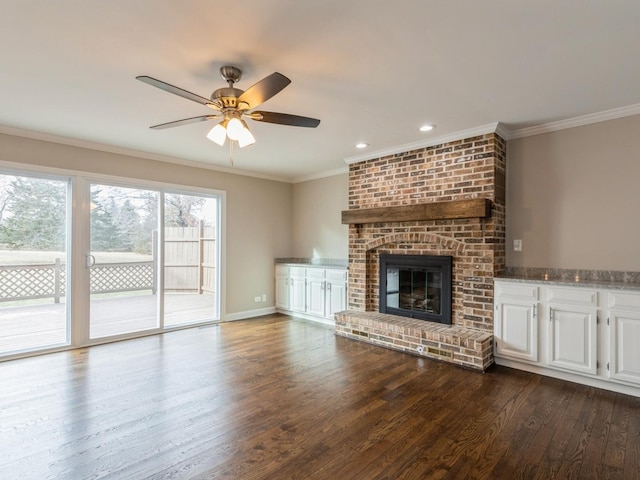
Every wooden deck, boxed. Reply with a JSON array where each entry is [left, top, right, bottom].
[[0, 314, 638, 479], [0, 293, 216, 355]]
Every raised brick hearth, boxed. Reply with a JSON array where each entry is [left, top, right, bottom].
[[335, 311, 493, 370], [337, 131, 506, 370]]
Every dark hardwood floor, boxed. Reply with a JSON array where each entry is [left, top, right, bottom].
[[0, 314, 638, 479]]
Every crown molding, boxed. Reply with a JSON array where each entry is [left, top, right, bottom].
[[341, 101, 640, 166], [0, 125, 292, 183], [292, 166, 349, 184], [494, 122, 513, 141], [5, 100, 640, 183], [343, 122, 503, 165], [507, 102, 640, 139]]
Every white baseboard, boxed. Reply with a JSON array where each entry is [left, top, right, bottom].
[[495, 357, 640, 398], [275, 308, 336, 326], [224, 306, 336, 326], [224, 306, 277, 322]]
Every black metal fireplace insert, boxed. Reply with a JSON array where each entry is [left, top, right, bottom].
[[379, 254, 452, 324]]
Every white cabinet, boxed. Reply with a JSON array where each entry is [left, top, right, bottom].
[[494, 279, 640, 397], [306, 269, 326, 317], [608, 291, 640, 387], [546, 287, 598, 376], [275, 269, 290, 309], [275, 266, 306, 313], [494, 282, 539, 363], [275, 264, 348, 323], [547, 305, 598, 375], [305, 268, 348, 318], [289, 268, 307, 313], [325, 269, 348, 319]]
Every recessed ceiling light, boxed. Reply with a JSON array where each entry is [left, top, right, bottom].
[[419, 124, 435, 132], [356, 143, 369, 149]]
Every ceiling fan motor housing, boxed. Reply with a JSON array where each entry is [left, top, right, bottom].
[[212, 87, 245, 108]]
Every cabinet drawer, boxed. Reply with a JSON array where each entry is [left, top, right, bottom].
[[495, 281, 538, 300], [289, 266, 306, 277], [326, 269, 347, 282], [608, 291, 640, 310], [305, 267, 325, 279], [275, 265, 289, 276], [547, 287, 598, 307]]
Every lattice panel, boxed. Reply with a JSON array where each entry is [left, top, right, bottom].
[[0, 265, 55, 301], [90, 262, 154, 293], [59, 265, 66, 295], [1, 261, 153, 302]]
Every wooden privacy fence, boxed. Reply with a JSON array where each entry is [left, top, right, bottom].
[[164, 222, 216, 293], [0, 224, 216, 303]]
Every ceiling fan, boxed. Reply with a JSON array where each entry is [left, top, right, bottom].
[[136, 66, 320, 148]]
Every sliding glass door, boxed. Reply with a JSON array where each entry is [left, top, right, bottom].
[[0, 173, 70, 355], [164, 192, 219, 327], [0, 170, 221, 359], [89, 184, 159, 339]]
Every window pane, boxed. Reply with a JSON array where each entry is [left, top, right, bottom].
[[0, 174, 69, 355], [164, 193, 218, 327], [89, 184, 159, 339]]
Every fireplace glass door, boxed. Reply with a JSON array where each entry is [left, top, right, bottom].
[[386, 268, 442, 315], [380, 254, 452, 324]]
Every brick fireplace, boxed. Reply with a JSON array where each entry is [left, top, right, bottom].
[[335, 131, 506, 370]]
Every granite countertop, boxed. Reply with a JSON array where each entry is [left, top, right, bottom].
[[495, 273, 640, 292], [275, 258, 348, 268]]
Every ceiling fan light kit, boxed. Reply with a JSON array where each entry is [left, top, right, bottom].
[[136, 66, 320, 156], [206, 120, 228, 146]]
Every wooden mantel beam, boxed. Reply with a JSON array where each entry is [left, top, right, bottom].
[[341, 198, 491, 225]]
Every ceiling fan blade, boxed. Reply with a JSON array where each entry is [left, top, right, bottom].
[[237, 72, 291, 110], [136, 75, 218, 108], [252, 111, 320, 128], [149, 115, 219, 130]]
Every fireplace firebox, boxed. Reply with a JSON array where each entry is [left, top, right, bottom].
[[379, 254, 452, 324]]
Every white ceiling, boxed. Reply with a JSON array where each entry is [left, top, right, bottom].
[[1, 1, 640, 182]]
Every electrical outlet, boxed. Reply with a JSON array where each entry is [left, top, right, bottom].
[[261, 294, 266, 302], [254, 296, 261, 302], [513, 239, 523, 252]]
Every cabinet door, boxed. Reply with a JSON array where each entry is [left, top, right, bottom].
[[290, 277, 306, 313], [306, 278, 326, 317], [275, 275, 290, 309], [325, 282, 347, 318], [495, 300, 539, 362], [609, 310, 640, 386], [547, 305, 597, 375]]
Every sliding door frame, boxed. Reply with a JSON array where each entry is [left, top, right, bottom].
[[0, 161, 225, 361]]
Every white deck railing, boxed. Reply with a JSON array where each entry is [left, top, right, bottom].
[[0, 259, 155, 303]]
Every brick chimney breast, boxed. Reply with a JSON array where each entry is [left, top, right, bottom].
[[346, 133, 506, 333]]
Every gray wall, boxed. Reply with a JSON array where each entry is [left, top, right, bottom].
[[5, 109, 638, 321], [506, 113, 640, 271], [0, 133, 293, 315], [291, 114, 640, 273], [292, 173, 349, 260]]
